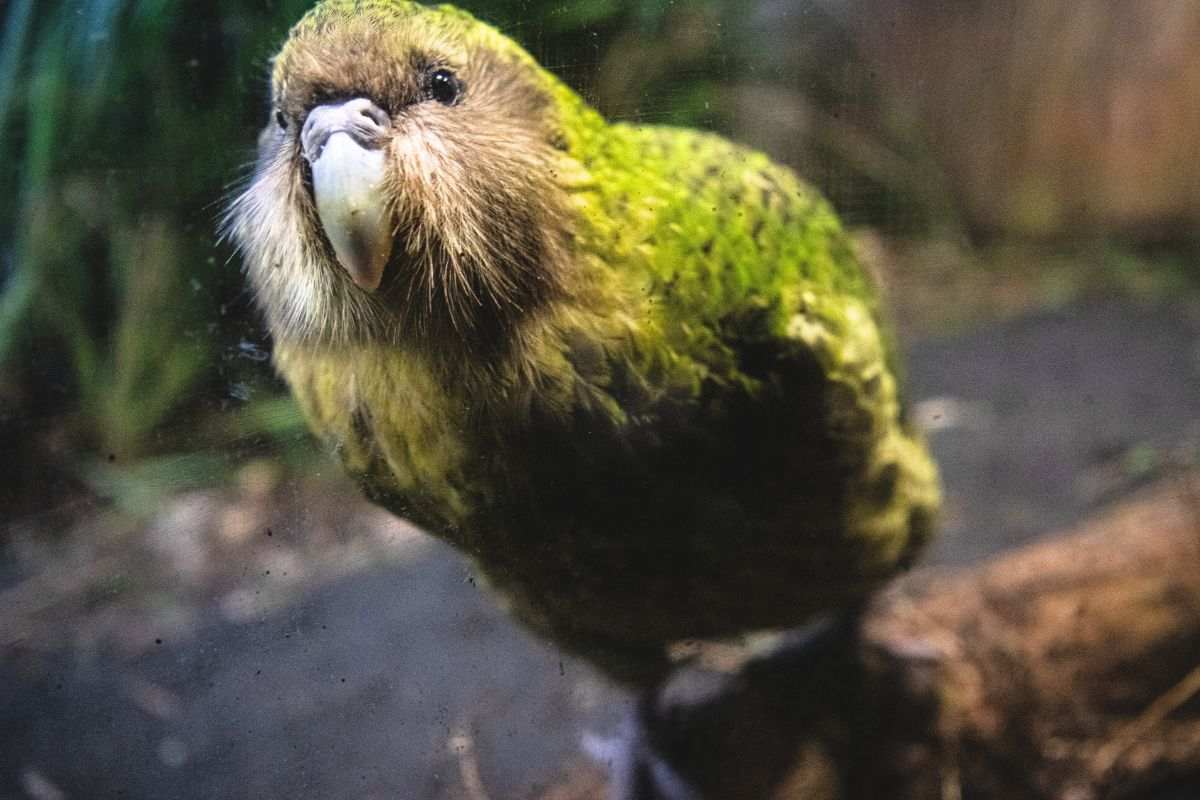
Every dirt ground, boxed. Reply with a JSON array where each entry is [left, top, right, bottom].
[[4, 299, 1200, 799]]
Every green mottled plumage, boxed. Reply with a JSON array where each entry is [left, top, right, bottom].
[[241, 1, 940, 685]]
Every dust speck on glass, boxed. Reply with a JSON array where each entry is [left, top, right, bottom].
[[3, 1, 1199, 798]]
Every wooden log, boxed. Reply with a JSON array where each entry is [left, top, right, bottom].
[[562, 472, 1200, 799], [850, 471, 1200, 800]]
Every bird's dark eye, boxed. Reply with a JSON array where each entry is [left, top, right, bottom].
[[274, 109, 289, 130], [425, 68, 463, 106]]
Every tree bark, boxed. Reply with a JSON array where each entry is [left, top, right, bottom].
[[546, 472, 1200, 799], [846, 471, 1200, 800]]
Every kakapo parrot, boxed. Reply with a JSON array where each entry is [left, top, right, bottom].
[[225, 0, 939, 688]]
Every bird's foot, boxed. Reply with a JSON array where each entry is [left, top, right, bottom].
[[583, 690, 705, 800], [585, 611, 867, 800]]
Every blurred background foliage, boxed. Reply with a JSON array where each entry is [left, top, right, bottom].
[[3, 0, 1200, 521]]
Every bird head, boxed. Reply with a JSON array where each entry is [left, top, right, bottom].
[[225, 1, 590, 352]]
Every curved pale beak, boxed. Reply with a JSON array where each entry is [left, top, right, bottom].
[[301, 98, 394, 292]]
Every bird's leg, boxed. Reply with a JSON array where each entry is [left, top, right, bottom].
[[604, 608, 869, 800], [604, 680, 711, 800], [585, 678, 705, 800], [565, 635, 699, 800]]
